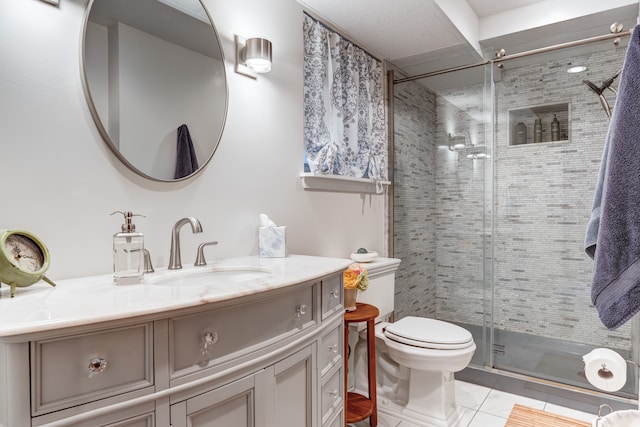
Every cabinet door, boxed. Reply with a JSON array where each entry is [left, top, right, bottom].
[[170, 371, 266, 427], [273, 345, 315, 427], [103, 412, 155, 427]]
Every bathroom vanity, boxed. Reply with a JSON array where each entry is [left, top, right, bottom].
[[0, 255, 350, 427]]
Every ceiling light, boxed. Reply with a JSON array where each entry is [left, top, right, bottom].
[[567, 65, 587, 73]]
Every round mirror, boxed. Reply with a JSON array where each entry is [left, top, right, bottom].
[[81, 0, 227, 181]]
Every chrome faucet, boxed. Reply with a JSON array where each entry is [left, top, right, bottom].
[[143, 248, 154, 273], [195, 241, 219, 266], [169, 217, 203, 270]]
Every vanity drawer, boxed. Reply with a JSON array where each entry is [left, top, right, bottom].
[[319, 321, 342, 377], [320, 367, 343, 425], [321, 274, 343, 320], [170, 285, 315, 378], [31, 323, 154, 416]]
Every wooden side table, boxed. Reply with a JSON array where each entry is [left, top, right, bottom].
[[344, 302, 379, 427]]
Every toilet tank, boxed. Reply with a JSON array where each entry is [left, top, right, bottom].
[[355, 257, 401, 322]]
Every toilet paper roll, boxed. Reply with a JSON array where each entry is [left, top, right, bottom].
[[583, 348, 627, 392]]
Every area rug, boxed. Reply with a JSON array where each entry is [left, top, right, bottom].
[[505, 404, 591, 427]]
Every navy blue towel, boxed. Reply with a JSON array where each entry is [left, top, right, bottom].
[[175, 124, 199, 179], [587, 25, 640, 329]]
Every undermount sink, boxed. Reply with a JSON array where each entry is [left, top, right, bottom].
[[146, 265, 272, 287]]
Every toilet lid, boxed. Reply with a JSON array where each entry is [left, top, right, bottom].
[[384, 317, 473, 350]]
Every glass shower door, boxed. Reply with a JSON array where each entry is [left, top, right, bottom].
[[486, 44, 637, 399]]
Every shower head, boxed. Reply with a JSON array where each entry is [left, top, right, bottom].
[[583, 69, 621, 119], [583, 80, 611, 118], [582, 69, 621, 95], [583, 79, 603, 95], [601, 69, 621, 91]]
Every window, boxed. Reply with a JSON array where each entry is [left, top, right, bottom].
[[302, 14, 387, 190]]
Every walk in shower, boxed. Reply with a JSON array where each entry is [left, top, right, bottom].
[[390, 25, 638, 401]]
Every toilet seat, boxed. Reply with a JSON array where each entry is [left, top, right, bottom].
[[384, 316, 473, 350]]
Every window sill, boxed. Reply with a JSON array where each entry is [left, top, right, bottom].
[[300, 173, 390, 194]]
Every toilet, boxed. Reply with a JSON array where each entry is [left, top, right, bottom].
[[350, 257, 476, 427]]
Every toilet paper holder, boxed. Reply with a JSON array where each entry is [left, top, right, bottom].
[[595, 357, 638, 379], [583, 348, 636, 393]]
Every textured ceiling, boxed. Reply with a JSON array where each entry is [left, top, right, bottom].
[[300, 0, 463, 61], [466, 0, 542, 18], [297, 0, 639, 73]]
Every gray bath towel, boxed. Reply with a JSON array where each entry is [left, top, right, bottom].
[[587, 24, 640, 329], [584, 128, 611, 259], [175, 124, 199, 179]]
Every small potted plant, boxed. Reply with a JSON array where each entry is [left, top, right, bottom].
[[343, 263, 369, 311]]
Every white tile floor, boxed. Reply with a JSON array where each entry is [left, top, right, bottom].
[[349, 380, 599, 427], [455, 380, 596, 427]]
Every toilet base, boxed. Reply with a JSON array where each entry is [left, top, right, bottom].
[[351, 322, 471, 427], [361, 369, 463, 427]]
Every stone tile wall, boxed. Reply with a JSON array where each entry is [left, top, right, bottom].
[[392, 80, 437, 319], [393, 46, 632, 349]]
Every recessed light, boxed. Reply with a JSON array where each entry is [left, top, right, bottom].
[[567, 65, 587, 73]]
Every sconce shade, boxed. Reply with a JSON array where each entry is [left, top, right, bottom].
[[244, 38, 272, 73], [235, 35, 272, 78]]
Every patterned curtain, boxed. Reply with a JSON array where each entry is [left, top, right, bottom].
[[303, 14, 387, 184]]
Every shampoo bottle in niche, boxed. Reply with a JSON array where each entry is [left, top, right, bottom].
[[111, 211, 145, 285], [551, 114, 560, 141], [534, 118, 542, 143], [515, 122, 527, 145]]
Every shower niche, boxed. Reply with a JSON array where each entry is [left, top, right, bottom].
[[508, 103, 569, 145]]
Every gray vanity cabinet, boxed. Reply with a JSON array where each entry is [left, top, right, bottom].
[[272, 344, 315, 426], [74, 408, 156, 427], [0, 271, 345, 427], [104, 413, 155, 427], [170, 345, 315, 427], [170, 371, 267, 426]]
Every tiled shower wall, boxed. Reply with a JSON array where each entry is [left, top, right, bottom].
[[392, 80, 437, 319], [491, 48, 630, 347], [393, 46, 631, 349]]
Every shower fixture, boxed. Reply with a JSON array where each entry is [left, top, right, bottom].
[[448, 132, 488, 159], [448, 133, 468, 151], [583, 69, 621, 118], [466, 152, 489, 160]]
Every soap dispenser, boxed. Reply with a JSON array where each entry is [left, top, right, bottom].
[[111, 211, 145, 285]]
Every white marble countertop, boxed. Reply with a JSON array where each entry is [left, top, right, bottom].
[[0, 255, 352, 339]]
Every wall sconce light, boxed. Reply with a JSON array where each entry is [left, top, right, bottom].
[[235, 35, 272, 79]]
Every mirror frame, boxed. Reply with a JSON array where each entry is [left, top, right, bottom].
[[79, 0, 228, 182]]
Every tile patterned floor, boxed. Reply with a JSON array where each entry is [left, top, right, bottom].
[[349, 380, 601, 427]]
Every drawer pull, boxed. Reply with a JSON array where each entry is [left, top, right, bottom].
[[294, 304, 308, 329], [328, 389, 339, 398], [328, 344, 338, 353], [295, 304, 308, 319], [329, 290, 340, 299], [88, 357, 108, 378], [203, 331, 219, 348], [199, 331, 218, 367]]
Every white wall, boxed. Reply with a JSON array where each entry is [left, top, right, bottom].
[[117, 23, 225, 179], [0, 0, 386, 280]]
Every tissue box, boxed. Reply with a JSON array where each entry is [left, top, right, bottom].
[[259, 226, 287, 257]]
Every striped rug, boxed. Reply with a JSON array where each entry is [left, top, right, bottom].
[[505, 404, 591, 427]]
